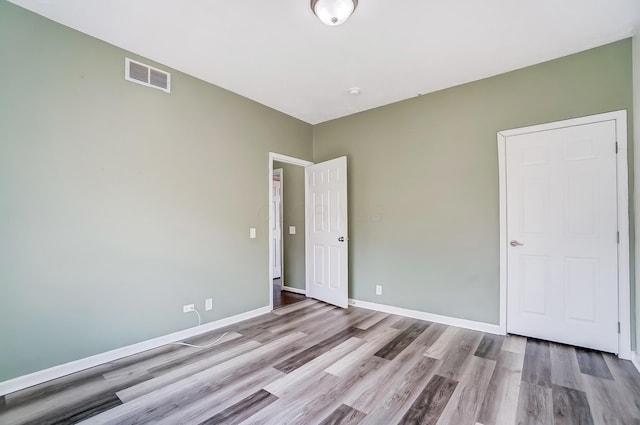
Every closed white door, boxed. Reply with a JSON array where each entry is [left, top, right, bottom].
[[272, 177, 282, 279], [506, 120, 618, 353], [306, 157, 348, 308]]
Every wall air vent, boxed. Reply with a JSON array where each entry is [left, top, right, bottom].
[[125, 58, 171, 93]]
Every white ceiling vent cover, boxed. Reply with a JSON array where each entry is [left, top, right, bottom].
[[125, 58, 171, 93]]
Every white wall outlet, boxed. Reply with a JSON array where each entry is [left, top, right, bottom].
[[375, 285, 382, 296], [249, 227, 257, 239], [205, 298, 213, 311], [183, 303, 195, 313], [289, 226, 296, 235]]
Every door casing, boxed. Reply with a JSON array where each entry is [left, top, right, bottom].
[[497, 110, 631, 359], [272, 168, 283, 281]]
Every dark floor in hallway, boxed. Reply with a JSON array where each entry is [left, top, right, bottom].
[[272, 278, 306, 309]]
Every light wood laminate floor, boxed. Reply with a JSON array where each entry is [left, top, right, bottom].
[[1, 300, 639, 425]]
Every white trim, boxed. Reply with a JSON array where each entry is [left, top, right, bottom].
[[282, 285, 306, 295], [273, 168, 284, 283], [632, 351, 640, 374], [497, 110, 631, 360], [632, 35, 640, 372], [0, 306, 270, 396], [268, 153, 313, 311], [270, 152, 314, 168], [348, 299, 503, 335], [304, 166, 310, 298], [498, 131, 508, 335]]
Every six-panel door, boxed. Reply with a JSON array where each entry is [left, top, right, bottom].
[[506, 120, 619, 353], [305, 156, 348, 308]]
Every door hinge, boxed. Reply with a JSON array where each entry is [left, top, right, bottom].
[[617, 231, 620, 244], [618, 322, 621, 334], [615, 142, 618, 153]]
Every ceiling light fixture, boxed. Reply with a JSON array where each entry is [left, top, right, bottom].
[[310, 0, 358, 26]]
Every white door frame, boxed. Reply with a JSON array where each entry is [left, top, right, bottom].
[[497, 110, 631, 359], [268, 153, 313, 310], [272, 168, 284, 282]]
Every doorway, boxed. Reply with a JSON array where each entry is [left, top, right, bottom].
[[497, 110, 630, 358], [271, 162, 307, 309], [268, 153, 350, 311], [271, 168, 305, 308]]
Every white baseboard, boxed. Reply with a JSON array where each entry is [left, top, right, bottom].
[[281, 285, 306, 295], [348, 299, 503, 335], [0, 305, 271, 396], [632, 351, 640, 374]]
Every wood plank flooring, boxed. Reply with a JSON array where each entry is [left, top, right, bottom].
[[1, 300, 639, 425]]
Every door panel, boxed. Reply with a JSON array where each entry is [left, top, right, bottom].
[[520, 255, 549, 315], [565, 257, 597, 322], [306, 157, 348, 308], [506, 121, 618, 353]]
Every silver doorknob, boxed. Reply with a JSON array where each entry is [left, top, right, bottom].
[[338, 237, 345, 242], [510, 240, 524, 247]]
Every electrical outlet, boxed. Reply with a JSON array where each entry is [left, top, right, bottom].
[[375, 285, 382, 296], [183, 304, 195, 313], [205, 298, 213, 311]]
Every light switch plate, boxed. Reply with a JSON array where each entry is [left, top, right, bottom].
[[289, 226, 296, 235], [250, 228, 256, 239]]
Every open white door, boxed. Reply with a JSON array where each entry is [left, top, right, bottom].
[[305, 156, 348, 308]]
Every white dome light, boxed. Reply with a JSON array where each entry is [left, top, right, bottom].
[[310, 0, 358, 26]]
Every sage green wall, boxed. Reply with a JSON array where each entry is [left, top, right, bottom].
[[0, 1, 312, 382], [274, 162, 306, 290], [313, 40, 634, 330]]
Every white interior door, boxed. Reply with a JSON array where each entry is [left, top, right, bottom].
[[272, 174, 282, 279], [305, 156, 348, 308], [506, 120, 619, 353]]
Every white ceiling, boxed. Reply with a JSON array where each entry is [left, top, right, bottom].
[[9, 0, 640, 124]]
